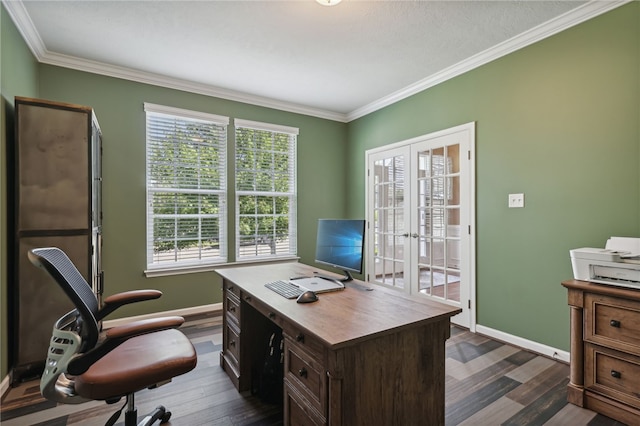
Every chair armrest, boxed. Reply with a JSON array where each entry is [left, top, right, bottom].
[[67, 316, 185, 375], [105, 316, 185, 340], [96, 290, 162, 320]]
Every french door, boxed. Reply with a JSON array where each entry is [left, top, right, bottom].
[[365, 123, 475, 329]]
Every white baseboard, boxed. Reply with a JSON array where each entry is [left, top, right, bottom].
[[1, 374, 11, 400], [475, 324, 570, 364], [103, 303, 222, 328]]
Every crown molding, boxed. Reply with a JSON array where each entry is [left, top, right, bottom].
[[40, 50, 350, 122], [3, 0, 630, 123], [346, 0, 632, 121], [2, 0, 348, 122]]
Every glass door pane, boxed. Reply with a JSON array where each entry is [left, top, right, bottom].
[[371, 151, 408, 289], [415, 143, 461, 303]]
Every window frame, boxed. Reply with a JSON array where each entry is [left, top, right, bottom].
[[144, 103, 229, 275], [234, 118, 298, 262]]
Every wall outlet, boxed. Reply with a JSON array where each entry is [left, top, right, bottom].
[[508, 193, 525, 208]]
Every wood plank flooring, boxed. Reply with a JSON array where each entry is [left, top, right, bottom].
[[0, 314, 627, 425]]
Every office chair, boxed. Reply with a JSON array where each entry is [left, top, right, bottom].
[[28, 247, 198, 426]]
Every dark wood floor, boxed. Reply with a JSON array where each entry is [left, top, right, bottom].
[[0, 314, 627, 426]]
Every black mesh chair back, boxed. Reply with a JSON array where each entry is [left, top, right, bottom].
[[28, 246, 198, 425], [28, 247, 100, 349]]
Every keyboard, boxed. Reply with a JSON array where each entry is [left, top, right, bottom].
[[265, 280, 304, 299]]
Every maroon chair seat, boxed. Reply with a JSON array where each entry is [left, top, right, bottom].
[[75, 328, 197, 400]]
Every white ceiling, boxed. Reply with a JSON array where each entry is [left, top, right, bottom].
[[5, 1, 626, 121]]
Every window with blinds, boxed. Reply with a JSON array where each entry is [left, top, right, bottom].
[[145, 103, 229, 270], [235, 119, 298, 260]]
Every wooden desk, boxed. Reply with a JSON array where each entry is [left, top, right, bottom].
[[216, 262, 461, 425]]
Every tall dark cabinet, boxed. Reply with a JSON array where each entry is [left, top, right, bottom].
[[12, 97, 103, 382]]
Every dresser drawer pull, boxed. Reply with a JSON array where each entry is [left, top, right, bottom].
[[269, 312, 276, 319], [610, 319, 621, 328], [611, 370, 621, 379], [229, 306, 236, 312], [228, 286, 234, 292], [296, 333, 305, 343], [298, 367, 308, 378], [245, 296, 252, 302], [230, 340, 236, 347]]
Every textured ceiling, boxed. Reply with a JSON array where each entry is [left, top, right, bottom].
[[8, 0, 619, 121]]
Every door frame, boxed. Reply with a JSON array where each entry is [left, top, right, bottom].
[[364, 122, 476, 331]]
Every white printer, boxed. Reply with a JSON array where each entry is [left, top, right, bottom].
[[570, 237, 640, 289]]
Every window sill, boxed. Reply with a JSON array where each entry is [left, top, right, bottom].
[[144, 256, 300, 278]]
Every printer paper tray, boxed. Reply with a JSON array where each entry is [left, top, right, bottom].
[[592, 265, 640, 289]]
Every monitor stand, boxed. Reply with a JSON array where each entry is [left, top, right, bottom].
[[314, 270, 354, 283]]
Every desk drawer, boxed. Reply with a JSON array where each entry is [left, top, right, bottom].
[[225, 291, 241, 325], [282, 323, 325, 359], [224, 279, 241, 299], [585, 294, 640, 356], [284, 382, 326, 426], [585, 343, 640, 409], [284, 336, 326, 414], [243, 292, 291, 331], [224, 322, 241, 368]]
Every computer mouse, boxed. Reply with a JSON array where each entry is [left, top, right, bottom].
[[296, 290, 318, 303]]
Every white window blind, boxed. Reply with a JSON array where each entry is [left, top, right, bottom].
[[235, 119, 298, 260], [145, 103, 229, 270]]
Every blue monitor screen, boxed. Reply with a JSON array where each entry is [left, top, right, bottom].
[[315, 219, 365, 274]]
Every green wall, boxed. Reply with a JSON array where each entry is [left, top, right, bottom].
[[1, 3, 39, 380], [347, 2, 640, 351], [36, 65, 348, 319]]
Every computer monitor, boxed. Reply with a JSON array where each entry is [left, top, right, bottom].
[[315, 219, 365, 282]]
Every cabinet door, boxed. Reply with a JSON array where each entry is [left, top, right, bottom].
[[13, 98, 98, 383], [17, 103, 90, 231], [16, 235, 88, 367]]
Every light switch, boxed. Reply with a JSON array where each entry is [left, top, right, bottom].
[[508, 193, 525, 208]]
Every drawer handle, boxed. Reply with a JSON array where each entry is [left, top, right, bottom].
[[229, 340, 236, 347], [298, 368, 308, 378], [229, 306, 236, 312], [245, 296, 252, 302], [611, 370, 621, 379], [228, 286, 234, 292], [269, 312, 276, 319], [296, 333, 305, 343], [610, 320, 621, 328]]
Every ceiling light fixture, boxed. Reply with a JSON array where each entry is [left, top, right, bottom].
[[316, 0, 342, 6]]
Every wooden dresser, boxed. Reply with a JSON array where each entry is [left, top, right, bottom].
[[217, 263, 461, 425], [562, 279, 640, 425]]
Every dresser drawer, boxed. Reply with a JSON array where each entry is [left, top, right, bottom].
[[284, 336, 326, 414], [585, 343, 640, 409], [585, 294, 640, 356]]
